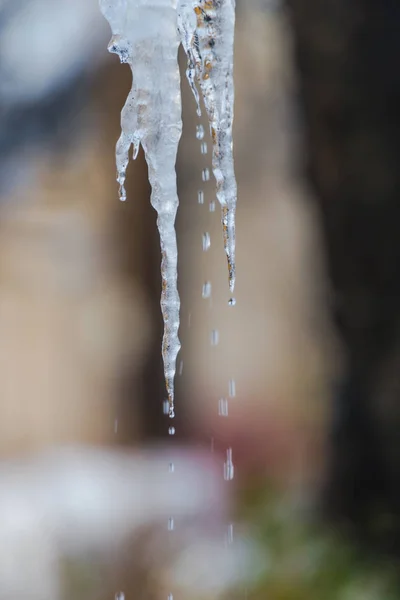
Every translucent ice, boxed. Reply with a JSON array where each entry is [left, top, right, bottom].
[[178, 0, 237, 293], [100, 0, 182, 419], [100, 0, 237, 419]]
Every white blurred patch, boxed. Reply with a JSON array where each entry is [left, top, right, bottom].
[[0, 0, 108, 105], [0, 446, 238, 599]]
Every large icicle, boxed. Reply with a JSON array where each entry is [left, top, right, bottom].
[[99, 0, 237, 418], [178, 0, 237, 293], [100, 0, 182, 418]]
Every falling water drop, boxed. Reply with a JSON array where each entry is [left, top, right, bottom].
[[218, 398, 229, 417], [114, 418, 118, 433], [163, 400, 169, 415], [178, 360, 183, 376], [168, 517, 175, 531], [229, 379, 236, 398], [168, 594, 174, 600], [200, 142, 208, 154], [209, 200, 216, 212], [227, 523, 234, 544], [198, 190, 205, 204], [196, 124, 205, 140], [169, 462, 175, 473], [211, 330, 219, 346], [228, 297, 236, 306], [224, 448, 235, 481], [202, 168, 210, 182], [115, 593, 125, 600], [202, 281, 212, 298], [202, 232, 211, 251], [168, 426, 176, 436]]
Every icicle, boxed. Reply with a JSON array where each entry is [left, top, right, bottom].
[[100, 0, 238, 420], [178, 0, 237, 293], [100, 0, 182, 420]]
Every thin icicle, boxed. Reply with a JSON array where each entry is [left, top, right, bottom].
[[100, 0, 182, 419], [178, 0, 237, 293]]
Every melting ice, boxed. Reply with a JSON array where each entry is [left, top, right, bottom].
[[100, 0, 237, 419]]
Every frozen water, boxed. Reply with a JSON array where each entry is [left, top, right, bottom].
[[178, 0, 237, 293], [100, 0, 183, 421], [100, 0, 238, 419]]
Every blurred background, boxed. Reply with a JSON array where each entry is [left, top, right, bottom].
[[1, 0, 400, 598]]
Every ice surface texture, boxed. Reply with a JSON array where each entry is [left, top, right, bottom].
[[100, 0, 237, 418]]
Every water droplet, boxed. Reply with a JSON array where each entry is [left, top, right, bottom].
[[114, 418, 118, 433], [168, 517, 174, 531], [196, 124, 205, 140], [163, 400, 169, 415], [202, 168, 210, 182], [200, 142, 208, 154], [169, 462, 175, 473], [178, 360, 183, 376], [211, 330, 219, 346], [198, 190, 204, 204], [115, 593, 125, 600], [209, 201, 216, 212], [202, 232, 211, 251], [169, 406, 175, 419], [229, 379, 236, 398], [202, 281, 212, 298], [228, 297, 236, 306], [224, 448, 234, 481], [227, 523, 234, 544], [169, 426, 176, 436], [218, 398, 229, 417], [188, 312, 192, 327], [168, 594, 174, 600]]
